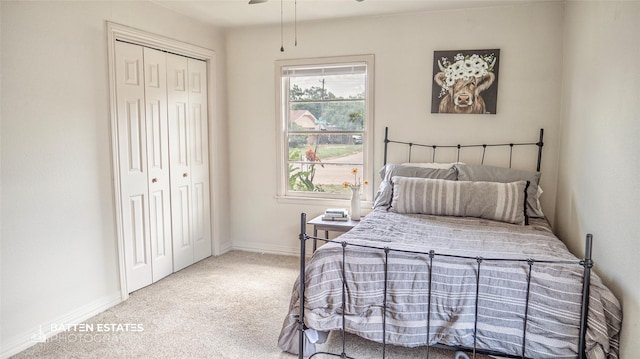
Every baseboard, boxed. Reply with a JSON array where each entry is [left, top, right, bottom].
[[1, 293, 122, 359], [216, 240, 234, 256], [231, 239, 300, 257]]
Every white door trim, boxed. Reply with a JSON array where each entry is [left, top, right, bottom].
[[106, 22, 218, 300]]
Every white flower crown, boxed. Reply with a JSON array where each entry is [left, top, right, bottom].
[[437, 53, 497, 98]]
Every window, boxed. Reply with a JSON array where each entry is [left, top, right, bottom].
[[276, 55, 374, 202]]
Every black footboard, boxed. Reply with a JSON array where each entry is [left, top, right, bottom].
[[296, 213, 593, 359]]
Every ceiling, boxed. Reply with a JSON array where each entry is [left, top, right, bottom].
[[151, 0, 547, 28]]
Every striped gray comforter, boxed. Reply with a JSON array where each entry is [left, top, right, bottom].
[[278, 210, 621, 358]]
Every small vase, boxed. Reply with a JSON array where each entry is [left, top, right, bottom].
[[350, 185, 361, 221]]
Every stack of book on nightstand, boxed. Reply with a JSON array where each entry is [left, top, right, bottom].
[[322, 208, 349, 221]]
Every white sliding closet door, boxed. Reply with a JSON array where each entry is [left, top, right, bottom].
[[187, 59, 212, 262], [115, 41, 211, 291], [167, 54, 192, 272], [115, 42, 153, 292], [167, 53, 211, 272], [143, 47, 173, 282]]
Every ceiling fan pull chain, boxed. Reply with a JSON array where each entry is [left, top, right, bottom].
[[280, 0, 284, 52]]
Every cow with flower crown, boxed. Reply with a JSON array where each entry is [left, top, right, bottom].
[[434, 52, 497, 114]]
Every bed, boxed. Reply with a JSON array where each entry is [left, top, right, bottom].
[[278, 128, 622, 359]]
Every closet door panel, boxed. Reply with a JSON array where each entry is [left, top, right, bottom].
[[175, 185, 191, 245], [143, 47, 173, 281], [129, 195, 147, 266], [115, 41, 152, 292], [167, 53, 194, 272], [174, 103, 189, 167], [149, 191, 168, 257], [171, 183, 191, 271], [188, 58, 211, 261]]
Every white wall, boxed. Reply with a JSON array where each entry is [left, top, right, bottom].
[[226, 2, 564, 254], [0, 1, 229, 356], [556, 1, 640, 357]]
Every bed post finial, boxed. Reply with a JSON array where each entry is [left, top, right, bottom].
[[536, 129, 544, 172], [383, 127, 389, 165]]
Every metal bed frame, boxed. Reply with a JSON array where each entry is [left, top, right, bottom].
[[383, 127, 545, 171], [295, 128, 594, 359]]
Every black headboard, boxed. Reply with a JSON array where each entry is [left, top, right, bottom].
[[383, 127, 544, 172]]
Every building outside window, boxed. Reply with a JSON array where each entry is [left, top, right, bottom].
[[276, 55, 374, 202]]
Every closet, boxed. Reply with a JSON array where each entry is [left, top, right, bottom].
[[114, 41, 211, 293]]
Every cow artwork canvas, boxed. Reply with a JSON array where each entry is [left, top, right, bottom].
[[431, 49, 500, 114]]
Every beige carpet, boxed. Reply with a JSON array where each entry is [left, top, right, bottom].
[[12, 251, 480, 359]]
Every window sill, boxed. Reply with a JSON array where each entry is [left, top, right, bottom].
[[275, 195, 373, 209]]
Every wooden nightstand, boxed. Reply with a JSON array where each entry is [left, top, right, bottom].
[[307, 214, 360, 251]]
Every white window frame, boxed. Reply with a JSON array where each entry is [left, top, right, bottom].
[[275, 55, 374, 204]]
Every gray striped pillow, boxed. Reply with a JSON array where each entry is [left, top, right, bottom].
[[390, 176, 528, 225]]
